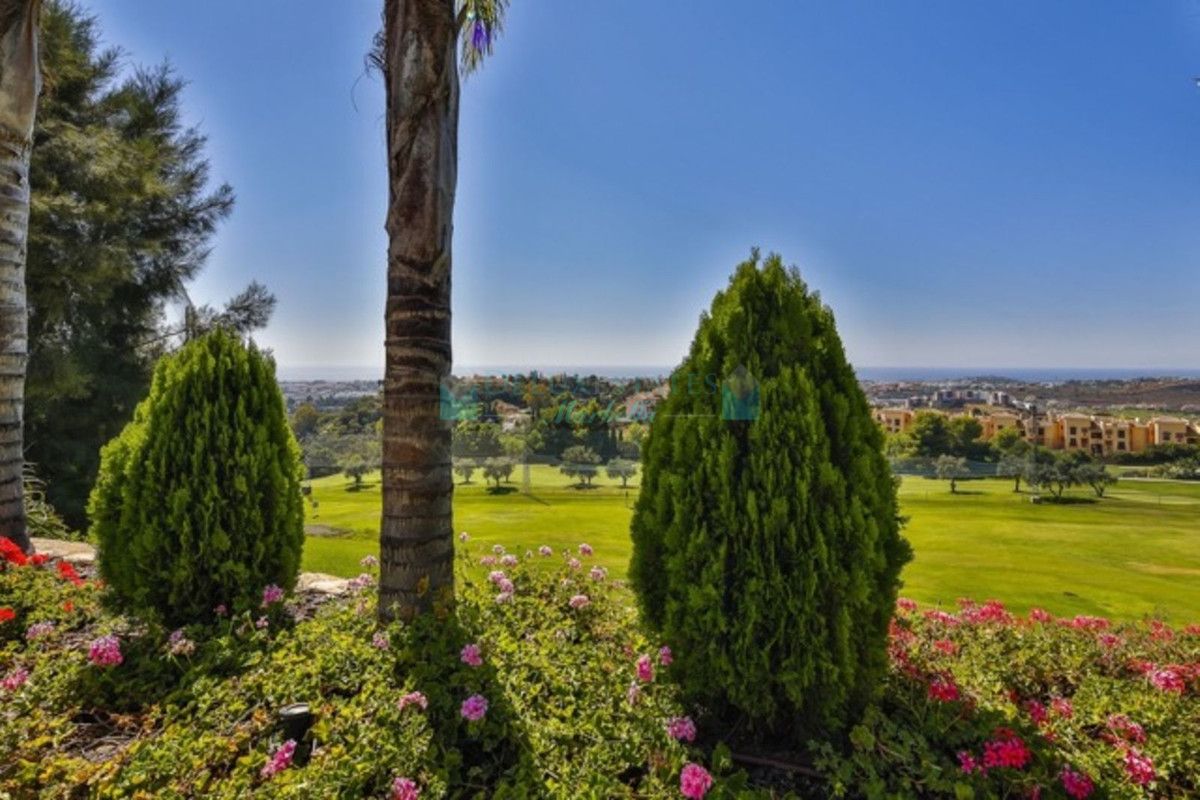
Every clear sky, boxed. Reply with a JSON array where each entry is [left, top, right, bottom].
[[86, 0, 1200, 375]]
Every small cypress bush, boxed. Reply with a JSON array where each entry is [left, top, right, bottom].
[[630, 251, 910, 740], [89, 331, 304, 623]]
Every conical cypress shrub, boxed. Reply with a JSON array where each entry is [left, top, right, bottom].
[[89, 330, 304, 624], [630, 251, 910, 740]]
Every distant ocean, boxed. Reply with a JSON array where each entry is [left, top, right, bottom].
[[276, 365, 1200, 383]]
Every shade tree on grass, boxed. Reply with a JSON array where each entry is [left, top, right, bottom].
[[482, 457, 514, 488], [560, 445, 601, 488], [935, 454, 970, 493], [342, 458, 369, 488], [605, 458, 637, 488], [1075, 460, 1118, 498], [453, 459, 477, 485]]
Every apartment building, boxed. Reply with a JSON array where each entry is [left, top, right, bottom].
[[875, 407, 915, 435], [873, 407, 1200, 455]]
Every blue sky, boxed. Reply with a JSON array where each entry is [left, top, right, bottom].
[[86, 0, 1200, 375]]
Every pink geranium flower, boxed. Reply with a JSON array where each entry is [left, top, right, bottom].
[[1, 667, 29, 692], [933, 638, 957, 655], [461, 693, 488, 721], [538, 545, 553, 556], [667, 716, 697, 742], [1123, 747, 1155, 786], [391, 777, 421, 800], [87, 635, 123, 668], [982, 729, 1031, 770], [589, 566, 607, 582], [398, 691, 428, 712], [636, 654, 654, 683], [25, 621, 55, 641], [1068, 615, 1110, 632], [659, 645, 673, 666], [1060, 766, 1094, 799], [261, 739, 296, 779], [567, 558, 581, 570], [680, 763, 713, 799], [461, 643, 483, 667], [927, 675, 959, 703], [1051, 697, 1074, 718], [1148, 667, 1185, 694], [1106, 714, 1146, 744], [578, 543, 594, 556], [500, 554, 519, 568], [372, 632, 390, 650], [896, 597, 917, 614], [262, 584, 285, 605], [569, 594, 590, 609]]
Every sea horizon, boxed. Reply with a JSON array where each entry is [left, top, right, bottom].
[[275, 364, 1200, 383]]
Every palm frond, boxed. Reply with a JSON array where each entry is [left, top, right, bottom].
[[458, 0, 508, 75]]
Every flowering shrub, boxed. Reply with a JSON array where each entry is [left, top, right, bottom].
[[4, 537, 1198, 798], [814, 598, 1200, 798], [0, 539, 712, 797]]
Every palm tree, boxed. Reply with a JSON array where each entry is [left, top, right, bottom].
[[377, 0, 504, 620], [0, 0, 41, 554]]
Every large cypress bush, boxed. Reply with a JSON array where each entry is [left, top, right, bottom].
[[89, 330, 304, 624], [630, 251, 910, 740]]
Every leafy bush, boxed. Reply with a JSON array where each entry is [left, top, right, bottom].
[[23, 467, 81, 541], [6, 538, 1199, 798], [631, 251, 911, 741], [88, 331, 304, 624], [0, 539, 717, 798], [816, 598, 1200, 799]]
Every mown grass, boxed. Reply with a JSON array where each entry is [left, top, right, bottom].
[[302, 465, 637, 579], [301, 467, 1200, 622]]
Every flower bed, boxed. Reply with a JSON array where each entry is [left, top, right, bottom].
[[816, 599, 1200, 798], [2, 537, 1198, 797]]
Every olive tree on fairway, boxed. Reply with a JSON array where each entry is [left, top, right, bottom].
[[376, 0, 506, 621], [605, 458, 636, 488], [560, 445, 600, 488], [935, 454, 970, 493], [630, 251, 911, 741], [0, 0, 41, 553]]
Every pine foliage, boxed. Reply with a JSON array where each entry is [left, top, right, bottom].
[[630, 251, 911, 739], [89, 331, 304, 623]]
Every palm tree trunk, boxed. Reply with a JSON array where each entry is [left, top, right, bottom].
[[0, 1, 40, 554], [378, 0, 458, 621]]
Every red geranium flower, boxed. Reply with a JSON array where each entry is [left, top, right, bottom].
[[0, 607, 15, 623], [0, 537, 27, 566], [56, 560, 84, 587]]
